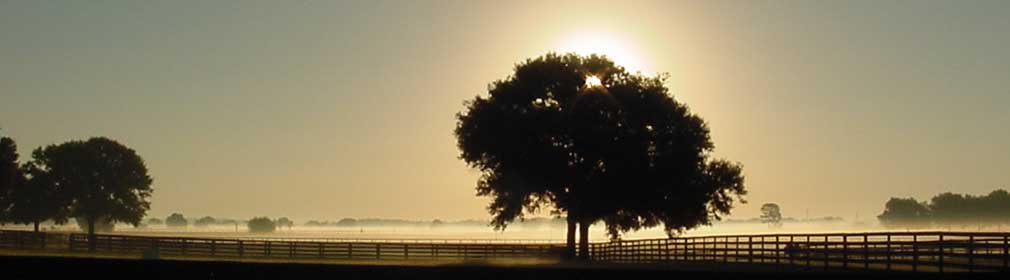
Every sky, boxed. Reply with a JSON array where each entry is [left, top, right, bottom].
[[1, 0, 1008, 225]]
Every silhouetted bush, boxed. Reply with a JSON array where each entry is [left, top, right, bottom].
[[194, 216, 216, 227], [247, 217, 276, 233], [165, 213, 188, 227]]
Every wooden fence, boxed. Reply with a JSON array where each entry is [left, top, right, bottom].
[[64, 233, 564, 260], [590, 231, 1010, 272], [5, 230, 1010, 272]]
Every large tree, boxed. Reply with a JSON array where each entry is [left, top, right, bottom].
[[456, 53, 746, 259], [30, 137, 153, 251]]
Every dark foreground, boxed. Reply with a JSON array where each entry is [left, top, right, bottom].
[[0, 255, 998, 280]]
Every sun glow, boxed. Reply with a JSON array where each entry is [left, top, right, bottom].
[[557, 31, 647, 73], [585, 75, 602, 87]]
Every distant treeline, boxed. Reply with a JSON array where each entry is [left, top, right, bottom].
[[723, 216, 844, 224], [303, 217, 567, 228], [878, 189, 1010, 228]]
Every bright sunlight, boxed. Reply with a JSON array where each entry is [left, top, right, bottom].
[[557, 30, 646, 73]]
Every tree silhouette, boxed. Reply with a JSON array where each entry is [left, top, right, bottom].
[[456, 53, 746, 259], [165, 213, 188, 227], [276, 217, 294, 230], [760, 203, 783, 227], [247, 217, 276, 233], [0, 134, 22, 225], [29, 138, 153, 251], [194, 216, 217, 227], [877, 197, 931, 228]]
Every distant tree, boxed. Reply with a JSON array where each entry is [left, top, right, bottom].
[[760, 203, 783, 227], [877, 197, 931, 228], [455, 53, 746, 259], [276, 217, 294, 230], [430, 219, 444, 227], [146, 218, 164, 225], [28, 138, 153, 250], [194, 216, 217, 227], [335, 218, 357, 227], [304, 220, 324, 226], [247, 217, 276, 233], [165, 213, 188, 227]]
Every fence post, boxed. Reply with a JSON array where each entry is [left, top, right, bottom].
[[1003, 235, 1008, 272], [748, 236, 753, 263], [968, 235, 974, 273], [842, 235, 848, 269], [775, 236, 780, 267], [806, 236, 811, 269], [863, 234, 869, 270], [886, 234, 891, 271], [182, 239, 188, 255], [823, 236, 829, 271], [238, 240, 244, 257], [939, 234, 944, 273], [376, 243, 381, 260], [319, 242, 324, 258], [405, 243, 410, 259], [912, 235, 918, 272], [211, 240, 216, 256], [347, 243, 352, 259]]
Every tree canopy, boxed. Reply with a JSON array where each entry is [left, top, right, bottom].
[[455, 53, 746, 257]]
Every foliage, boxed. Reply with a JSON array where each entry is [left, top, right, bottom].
[[165, 213, 188, 227], [146, 218, 164, 225], [247, 217, 276, 233]]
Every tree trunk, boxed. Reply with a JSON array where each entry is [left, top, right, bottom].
[[33, 220, 40, 232], [565, 216, 576, 260], [87, 216, 97, 252], [578, 220, 590, 260]]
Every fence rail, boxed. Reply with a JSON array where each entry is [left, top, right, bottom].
[[61, 233, 563, 260], [590, 231, 1010, 272]]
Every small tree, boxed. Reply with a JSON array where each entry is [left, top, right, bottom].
[[760, 203, 783, 228], [247, 217, 276, 233], [276, 217, 294, 230], [146, 218, 164, 225], [165, 213, 188, 227], [194, 216, 217, 227]]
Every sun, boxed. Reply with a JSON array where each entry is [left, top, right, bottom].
[[556, 31, 646, 73], [585, 75, 602, 87]]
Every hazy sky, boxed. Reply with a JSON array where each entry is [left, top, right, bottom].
[[2, 1, 1008, 225]]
